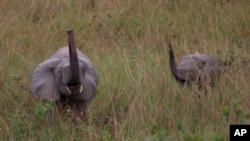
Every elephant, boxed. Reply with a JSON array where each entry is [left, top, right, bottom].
[[168, 42, 222, 87], [31, 29, 98, 117]]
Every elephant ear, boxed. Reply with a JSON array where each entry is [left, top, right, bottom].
[[31, 58, 61, 101], [78, 58, 99, 100]]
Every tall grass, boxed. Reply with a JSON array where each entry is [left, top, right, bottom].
[[0, 0, 250, 140]]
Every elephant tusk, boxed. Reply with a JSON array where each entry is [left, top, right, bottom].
[[66, 86, 72, 95], [80, 84, 83, 93]]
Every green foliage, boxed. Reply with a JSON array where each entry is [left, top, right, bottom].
[[34, 100, 54, 121], [0, 0, 250, 140]]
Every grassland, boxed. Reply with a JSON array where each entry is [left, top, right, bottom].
[[0, 0, 250, 140]]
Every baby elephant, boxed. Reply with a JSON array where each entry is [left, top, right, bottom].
[[31, 29, 98, 117], [168, 42, 222, 87]]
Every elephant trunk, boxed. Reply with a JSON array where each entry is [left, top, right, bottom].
[[67, 29, 80, 85], [168, 43, 185, 83]]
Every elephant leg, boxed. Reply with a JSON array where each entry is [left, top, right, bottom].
[[80, 100, 92, 122], [73, 99, 92, 118], [55, 99, 64, 114]]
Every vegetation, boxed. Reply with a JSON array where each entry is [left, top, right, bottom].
[[0, 0, 249, 140]]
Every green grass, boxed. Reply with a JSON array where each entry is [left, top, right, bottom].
[[0, 0, 250, 140]]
